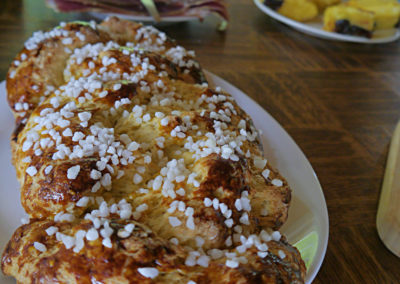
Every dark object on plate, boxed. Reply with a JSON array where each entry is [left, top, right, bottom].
[[335, 19, 372, 38], [46, 0, 229, 21], [263, 0, 283, 10]]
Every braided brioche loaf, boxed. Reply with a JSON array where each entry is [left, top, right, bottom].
[[1, 17, 305, 283]]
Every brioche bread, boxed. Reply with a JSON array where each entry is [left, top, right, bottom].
[[1, 17, 305, 283]]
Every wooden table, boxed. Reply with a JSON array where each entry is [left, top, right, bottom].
[[1, 0, 400, 282]]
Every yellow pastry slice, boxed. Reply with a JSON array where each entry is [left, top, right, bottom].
[[264, 0, 319, 22], [324, 5, 375, 38], [348, 0, 400, 29], [310, 0, 341, 11]]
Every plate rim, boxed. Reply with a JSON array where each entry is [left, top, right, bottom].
[[253, 0, 400, 44], [204, 70, 329, 284], [88, 11, 198, 23]]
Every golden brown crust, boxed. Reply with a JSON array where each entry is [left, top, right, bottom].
[[2, 220, 305, 283], [13, 78, 290, 245], [7, 23, 107, 121], [7, 18, 204, 130], [2, 18, 305, 283], [98, 17, 206, 84]]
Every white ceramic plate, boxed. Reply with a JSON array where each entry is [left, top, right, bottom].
[[88, 11, 197, 24], [0, 72, 329, 283], [254, 0, 400, 44]]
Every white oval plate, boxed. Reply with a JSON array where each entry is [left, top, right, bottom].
[[0, 72, 329, 283], [88, 11, 197, 24], [254, 0, 400, 44]]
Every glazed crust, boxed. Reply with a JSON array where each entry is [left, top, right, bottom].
[[1, 18, 305, 283], [13, 76, 291, 249], [7, 18, 204, 125], [2, 220, 305, 284]]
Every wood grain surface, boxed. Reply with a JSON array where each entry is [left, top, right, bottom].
[[1, 0, 400, 283]]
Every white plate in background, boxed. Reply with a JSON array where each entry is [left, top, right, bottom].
[[254, 0, 400, 44], [0, 72, 329, 283]]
